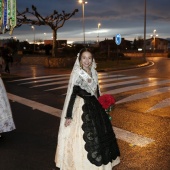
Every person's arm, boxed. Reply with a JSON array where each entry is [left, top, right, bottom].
[[65, 85, 79, 127], [65, 85, 79, 119], [95, 70, 101, 98], [97, 85, 100, 98]]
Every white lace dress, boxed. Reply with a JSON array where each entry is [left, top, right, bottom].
[[0, 78, 15, 133], [55, 96, 120, 170], [55, 59, 120, 170]]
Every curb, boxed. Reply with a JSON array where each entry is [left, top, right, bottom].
[[97, 61, 152, 72]]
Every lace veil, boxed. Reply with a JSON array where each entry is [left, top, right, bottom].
[[59, 51, 98, 128], [55, 51, 99, 167]]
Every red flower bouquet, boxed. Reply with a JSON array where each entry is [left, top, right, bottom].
[[98, 94, 115, 120]]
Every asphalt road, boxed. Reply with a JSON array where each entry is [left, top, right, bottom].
[[0, 57, 170, 170]]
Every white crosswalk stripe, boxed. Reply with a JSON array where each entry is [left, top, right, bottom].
[[104, 79, 170, 94], [19, 76, 69, 85], [8, 74, 70, 82], [117, 86, 170, 104], [100, 77, 158, 89], [146, 98, 170, 112]]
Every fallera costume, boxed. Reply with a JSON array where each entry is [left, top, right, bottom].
[[0, 78, 15, 133], [55, 54, 120, 170]]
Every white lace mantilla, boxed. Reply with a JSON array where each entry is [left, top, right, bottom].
[[75, 69, 97, 96]]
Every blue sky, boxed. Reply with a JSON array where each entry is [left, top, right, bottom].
[[1, 0, 170, 43]]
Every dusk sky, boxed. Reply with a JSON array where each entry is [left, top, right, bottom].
[[1, 0, 170, 43]]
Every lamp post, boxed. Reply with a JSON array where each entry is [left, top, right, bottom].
[[151, 29, 158, 52], [143, 0, 146, 60], [97, 23, 101, 44], [79, 0, 88, 46], [31, 26, 35, 53]]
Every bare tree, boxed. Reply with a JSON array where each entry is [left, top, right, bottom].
[[1, 5, 78, 57]]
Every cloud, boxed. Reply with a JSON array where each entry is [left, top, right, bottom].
[[2, 0, 169, 42]]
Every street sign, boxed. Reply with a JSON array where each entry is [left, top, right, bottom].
[[115, 34, 121, 45]]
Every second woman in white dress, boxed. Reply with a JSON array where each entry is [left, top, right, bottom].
[[0, 77, 15, 136]]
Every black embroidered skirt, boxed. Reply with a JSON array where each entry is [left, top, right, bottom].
[[55, 96, 120, 170], [82, 95, 120, 166]]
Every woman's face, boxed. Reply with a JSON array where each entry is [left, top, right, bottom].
[[80, 51, 93, 70]]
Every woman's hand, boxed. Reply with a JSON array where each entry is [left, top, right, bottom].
[[64, 118, 72, 127]]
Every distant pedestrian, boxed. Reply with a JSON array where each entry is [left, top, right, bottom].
[[0, 77, 16, 137], [9, 53, 14, 67], [0, 52, 4, 74], [2, 44, 11, 74]]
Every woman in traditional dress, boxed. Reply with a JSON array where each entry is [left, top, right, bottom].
[[55, 48, 120, 170], [0, 75, 16, 137]]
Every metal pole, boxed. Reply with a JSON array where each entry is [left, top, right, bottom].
[[82, 2, 85, 45], [143, 0, 146, 61], [154, 36, 155, 52], [31, 26, 35, 53], [97, 29, 99, 43], [34, 30, 35, 53], [97, 23, 101, 44]]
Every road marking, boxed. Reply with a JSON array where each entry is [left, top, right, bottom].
[[105, 79, 170, 94], [29, 80, 69, 87], [7, 93, 154, 147], [19, 76, 70, 85], [98, 76, 138, 84], [9, 73, 122, 83], [45, 76, 138, 91], [113, 127, 154, 147], [117, 87, 170, 104], [109, 61, 154, 73], [29, 75, 134, 88], [100, 77, 157, 89], [45, 85, 68, 91], [8, 74, 70, 82], [146, 98, 170, 112], [7, 93, 62, 117], [20, 74, 125, 85]]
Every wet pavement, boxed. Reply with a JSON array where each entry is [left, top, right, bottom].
[[1, 65, 68, 170], [0, 60, 170, 170]]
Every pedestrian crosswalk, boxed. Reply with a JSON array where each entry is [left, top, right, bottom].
[[8, 73, 170, 104], [7, 73, 170, 147]]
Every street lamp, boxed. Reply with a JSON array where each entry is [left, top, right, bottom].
[[151, 29, 158, 52], [31, 25, 35, 53], [79, 0, 88, 45], [97, 23, 101, 44]]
